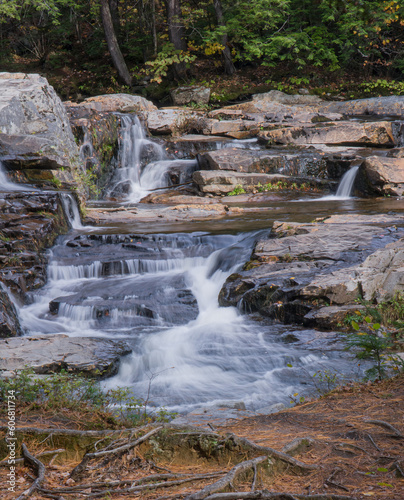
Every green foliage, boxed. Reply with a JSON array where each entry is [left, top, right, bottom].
[[144, 43, 196, 83], [344, 318, 403, 381], [360, 79, 404, 96], [227, 185, 246, 196], [256, 181, 310, 192]]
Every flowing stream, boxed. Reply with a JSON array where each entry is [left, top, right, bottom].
[[16, 116, 376, 415], [20, 226, 354, 413]]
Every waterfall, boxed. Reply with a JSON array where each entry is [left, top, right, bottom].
[[334, 165, 360, 199], [0, 161, 25, 191], [108, 115, 197, 202], [60, 193, 84, 230]]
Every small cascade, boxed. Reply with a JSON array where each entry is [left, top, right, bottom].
[[0, 161, 25, 191], [60, 193, 84, 230], [109, 115, 197, 202], [334, 165, 360, 199], [79, 130, 95, 164]]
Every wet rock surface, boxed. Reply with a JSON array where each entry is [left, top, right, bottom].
[[0, 191, 70, 336], [0, 334, 132, 377], [0, 191, 70, 298], [0, 285, 23, 338], [219, 215, 404, 328], [67, 106, 120, 195]]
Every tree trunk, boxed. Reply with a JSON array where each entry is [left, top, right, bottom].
[[212, 0, 235, 75], [164, 0, 187, 80], [108, 0, 120, 34], [100, 0, 132, 86], [151, 0, 158, 56]]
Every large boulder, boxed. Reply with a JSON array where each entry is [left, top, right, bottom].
[[0, 335, 132, 378], [144, 109, 205, 135], [170, 86, 211, 106], [356, 156, 404, 196], [0, 73, 82, 190]]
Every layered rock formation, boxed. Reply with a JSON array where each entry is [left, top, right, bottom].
[[219, 214, 404, 329]]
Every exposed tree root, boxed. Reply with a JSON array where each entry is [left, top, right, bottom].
[[70, 426, 162, 480], [226, 434, 317, 472], [364, 419, 404, 438], [0, 448, 65, 467], [186, 456, 269, 500], [16, 443, 46, 500]]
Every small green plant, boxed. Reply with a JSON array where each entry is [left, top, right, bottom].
[[360, 79, 404, 96], [227, 185, 246, 196], [312, 369, 342, 395], [344, 318, 403, 381], [289, 392, 305, 405], [51, 176, 62, 189]]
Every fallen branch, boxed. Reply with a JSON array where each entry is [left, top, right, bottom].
[[364, 419, 403, 438], [0, 448, 65, 467], [185, 456, 269, 500], [16, 443, 46, 500], [226, 434, 317, 472], [70, 426, 162, 479]]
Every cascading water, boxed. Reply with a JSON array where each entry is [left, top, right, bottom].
[[20, 227, 354, 414], [334, 165, 360, 199], [108, 115, 198, 202], [0, 161, 25, 191], [60, 192, 85, 230]]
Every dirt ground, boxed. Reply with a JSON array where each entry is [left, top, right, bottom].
[[1, 374, 403, 500]]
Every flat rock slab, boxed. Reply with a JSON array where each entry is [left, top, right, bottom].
[[193, 170, 334, 195], [259, 121, 396, 147], [198, 146, 357, 179], [66, 93, 157, 113], [0, 335, 132, 377]]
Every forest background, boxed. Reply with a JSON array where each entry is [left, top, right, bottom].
[[0, 0, 403, 105]]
